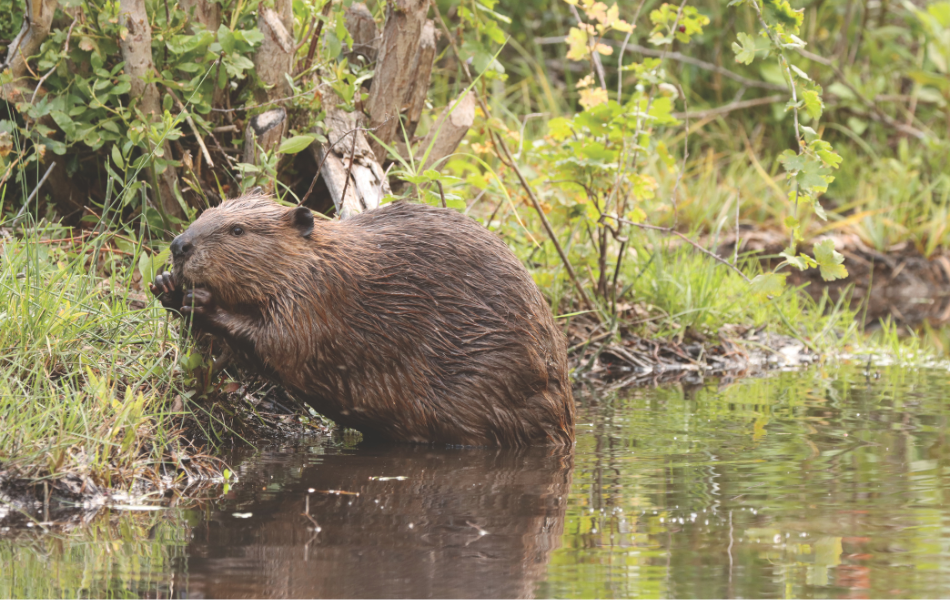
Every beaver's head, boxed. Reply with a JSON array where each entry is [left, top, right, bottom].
[[170, 194, 315, 306]]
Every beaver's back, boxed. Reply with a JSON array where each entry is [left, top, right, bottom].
[[283, 202, 575, 446]]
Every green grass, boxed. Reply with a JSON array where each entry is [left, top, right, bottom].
[[0, 220, 214, 491]]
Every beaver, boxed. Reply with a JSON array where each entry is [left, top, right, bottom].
[[149, 193, 575, 446]]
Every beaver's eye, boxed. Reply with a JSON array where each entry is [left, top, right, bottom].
[[231, 225, 244, 237]]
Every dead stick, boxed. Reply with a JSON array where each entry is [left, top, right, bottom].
[[163, 84, 214, 168], [302, 0, 333, 74], [298, 118, 390, 207], [603, 215, 752, 284], [338, 125, 360, 208], [673, 95, 786, 120]]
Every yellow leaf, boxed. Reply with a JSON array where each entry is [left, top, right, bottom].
[[594, 43, 614, 56], [565, 27, 589, 61], [575, 74, 595, 89], [579, 87, 609, 110], [613, 19, 634, 33], [586, 1, 609, 23]]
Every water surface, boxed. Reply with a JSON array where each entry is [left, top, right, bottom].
[[4, 366, 950, 598]]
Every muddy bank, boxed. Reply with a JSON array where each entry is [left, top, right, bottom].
[[721, 230, 950, 329], [0, 381, 328, 529], [567, 314, 818, 389], [1, 329, 814, 531]]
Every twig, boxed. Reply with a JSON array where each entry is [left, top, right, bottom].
[[163, 84, 214, 168], [615, 0, 647, 102], [11, 161, 57, 226], [295, 15, 317, 53], [536, 36, 789, 93], [31, 19, 79, 105], [302, 0, 334, 74], [338, 124, 360, 208], [670, 83, 689, 223], [794, 46, 927, 140], [430, 0, 599, 319], [601, 214, 752, 284], [435, 180, 446, 208], [298, 119, 390, 207], [672, 94, 786, 120], [210, 84, 324, 113], [733, 192, 740, 266]]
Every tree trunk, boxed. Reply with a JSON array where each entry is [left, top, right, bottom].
[[416, 90, 476, 173], [253, 0, 294, 102], [180, 0, 220, 32], [119, 0, 184, 220], [365, 0, 428, 161], [402, 21, 436, 140], [345, 3, 379, 63], [243, 108, 287, 193], [1, 0, 58, 102], [245, 0, 292, 166]]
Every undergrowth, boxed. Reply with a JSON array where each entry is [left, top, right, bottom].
[[0, 212, 324, 494]]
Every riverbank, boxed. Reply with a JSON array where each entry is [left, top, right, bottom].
[[0, 218, 941, 529]]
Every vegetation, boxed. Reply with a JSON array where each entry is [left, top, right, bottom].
[[1, 0, 949, 496]]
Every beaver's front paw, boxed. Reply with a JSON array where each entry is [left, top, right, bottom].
[[181, 288, 216, 318], [149, 271, 184, 311]]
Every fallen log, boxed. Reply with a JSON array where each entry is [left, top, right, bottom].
[[312, 93, 390, 219]]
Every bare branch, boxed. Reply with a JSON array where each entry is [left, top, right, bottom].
[[602, 214, 752, 284], [535, 35, 789, 93]]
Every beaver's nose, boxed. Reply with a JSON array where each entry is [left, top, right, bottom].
[[170, 236, 193, 259]]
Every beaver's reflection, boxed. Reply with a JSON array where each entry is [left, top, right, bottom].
[[181, 443, 573, 599]]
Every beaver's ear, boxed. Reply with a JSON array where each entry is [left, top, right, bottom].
[[290, 206, 314, 238]]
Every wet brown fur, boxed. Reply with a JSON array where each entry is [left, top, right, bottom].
[[159, 194, 575, 446]]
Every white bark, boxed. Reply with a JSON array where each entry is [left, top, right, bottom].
[[313, 93, 390, 219]]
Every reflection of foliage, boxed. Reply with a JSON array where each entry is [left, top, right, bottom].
[[540, 367, 950, 598], [0, 510, 192, 597]]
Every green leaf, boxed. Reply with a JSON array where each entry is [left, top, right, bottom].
[[138, 248, 170, 286], [778, 149, 807, 172], [796, 158, 833, 193], [814, 238, 848, 281], [50, 110, 75, 136], [784, 215, 803, 241], [732, 32, 769, 65], [809, 139, 842, 169], [277, 135, 316, 154], [779, 250, 808, 271], [801, 89, 822, 120], [749, 272, 788, 300], [111, 145, 124, 170]]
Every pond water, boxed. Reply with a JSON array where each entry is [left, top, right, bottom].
[[4, 366, 950, 598]]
